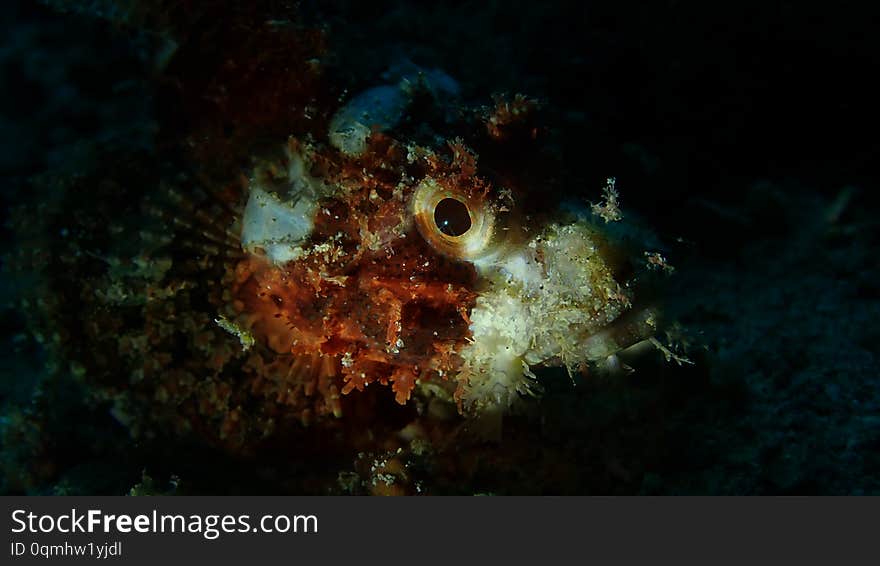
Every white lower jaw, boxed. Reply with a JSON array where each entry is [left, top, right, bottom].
[[458, 219, 632, 413]]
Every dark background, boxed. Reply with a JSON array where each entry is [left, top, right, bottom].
[[1, 0, 878, 494]]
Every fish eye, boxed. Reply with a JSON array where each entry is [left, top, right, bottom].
[[434, 198, 471, 237], [411, 177, 496, 262]]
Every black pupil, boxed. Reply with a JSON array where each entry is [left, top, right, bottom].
[[434, 198, 471, 237]]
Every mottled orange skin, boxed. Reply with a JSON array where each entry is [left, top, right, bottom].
[[227, 136, 497, 420]]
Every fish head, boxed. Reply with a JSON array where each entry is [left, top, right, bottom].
[[228, 104, 658, 421]]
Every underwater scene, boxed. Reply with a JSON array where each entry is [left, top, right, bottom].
[[1, 0, 878, 495]]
